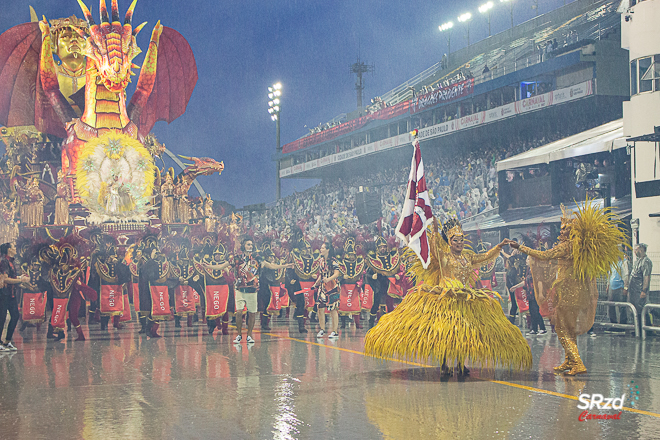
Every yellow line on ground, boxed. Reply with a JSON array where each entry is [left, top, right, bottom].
[[260, 329, 660, 419]]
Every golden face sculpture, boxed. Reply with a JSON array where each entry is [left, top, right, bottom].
[[56, 27, 86, 69]]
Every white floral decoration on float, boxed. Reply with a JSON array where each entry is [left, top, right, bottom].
[[76, 132, 156, 223]]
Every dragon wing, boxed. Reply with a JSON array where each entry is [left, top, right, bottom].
[[0, 23, 67, 138], [135, 26, 198, 139]]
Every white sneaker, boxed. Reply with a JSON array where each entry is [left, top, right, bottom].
[[537, 330, 548, 335], [328, 332, 339, 339], [246, 336, 255, 344], [233, 335, 242, 344], [317, 329, 325, 338], [4, 342, 17, 351], [0, 345, 7, 353]]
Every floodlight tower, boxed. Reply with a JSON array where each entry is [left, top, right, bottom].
[[268, 83, 282, 200], [350, 55, 375, 109]]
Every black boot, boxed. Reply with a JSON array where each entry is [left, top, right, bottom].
[[138, 316, 147, 334], [66, 318, 71, 331], [47, 324, 56, 339], [261, 314, 271, 331], [340, 315, 347, 329], [369, 316, 376, 329], [54, 331, 65, 341], [100, 316, 109, 331], [174, 316, 182, 328], [208, 320, 216, 335], [297, 317, 308, 333]]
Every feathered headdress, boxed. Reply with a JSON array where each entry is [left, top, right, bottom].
[[441, 217, 464, 243], [570, 199, 628, 281]]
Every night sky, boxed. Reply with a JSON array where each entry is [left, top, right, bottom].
[[3, 0, 566, 208]]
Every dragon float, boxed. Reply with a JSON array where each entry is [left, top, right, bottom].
[[0, 0, 208, 222]]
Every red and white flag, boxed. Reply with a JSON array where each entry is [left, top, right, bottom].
[[395, 132, 433, 268]]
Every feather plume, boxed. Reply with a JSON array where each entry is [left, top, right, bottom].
[[364, 286, 532, 370], [570, 199, 628, 281]]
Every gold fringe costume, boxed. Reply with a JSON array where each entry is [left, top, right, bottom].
[[519, 201, 626, 375], [364, 219, 532, 371]]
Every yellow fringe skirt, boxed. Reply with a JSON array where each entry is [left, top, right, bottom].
[[364, 286, 532, 370]]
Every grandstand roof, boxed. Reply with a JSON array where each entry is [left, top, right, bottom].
[[462, 195, 631, 232], [496, 118, 625, 172]]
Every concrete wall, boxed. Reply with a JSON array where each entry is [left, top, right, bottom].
[[622, 0, 660, 289]]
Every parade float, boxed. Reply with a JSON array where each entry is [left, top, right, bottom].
[[0, 0, 224, 243]]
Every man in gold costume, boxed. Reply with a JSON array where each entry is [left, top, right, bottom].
[[509, 203, 626, 375]]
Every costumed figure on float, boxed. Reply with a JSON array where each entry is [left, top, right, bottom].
[[365, 131, 532, 375], [509, 202, 626, 375]]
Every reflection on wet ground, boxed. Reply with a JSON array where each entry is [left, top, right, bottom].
[[1, 317, 659, 439]]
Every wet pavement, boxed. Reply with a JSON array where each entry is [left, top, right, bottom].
[[1, 316, 659, 440]]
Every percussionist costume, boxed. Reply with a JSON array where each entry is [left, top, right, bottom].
[[336, 238, 365, 329], [171, 242, 201, 328], [287, 238, 321, 334], [194, 242, 232, 335], [19, 253, 51, 332], [94, 238, 131, 331], [47, 241, 96, 341], [258, 245, 290, 331], [365, 237, 405, 328], [513, 202, 626, 375], [365, 218, 532, 375], [138, 235, 171, 338]]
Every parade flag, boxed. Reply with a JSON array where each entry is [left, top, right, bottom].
[[395, 131, 432, 269]]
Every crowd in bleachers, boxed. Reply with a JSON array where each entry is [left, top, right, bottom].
[[247, 108, 611, 238]]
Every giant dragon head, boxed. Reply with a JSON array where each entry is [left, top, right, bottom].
[[180, 156, 225, 177], [76, 0, 147, 93]]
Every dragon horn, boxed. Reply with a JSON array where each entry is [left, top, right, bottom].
[[125, 0, 137, 25], [133, 21, 147, 36], [111, 0, 120, 22], [100, 0, 109, 23], [77, 0, 96, 25], [178, 155, 193, 160]]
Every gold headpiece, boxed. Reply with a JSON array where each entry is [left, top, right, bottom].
[[441, 217, 464, 243], [49, 16, 89, 34]]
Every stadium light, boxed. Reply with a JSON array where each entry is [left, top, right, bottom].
[[457, 12, 473, 47], [500, 0, 514, 29], [438, 21, 454, 66], [268, 82, 283, 199], [479, 1, 494, 36]]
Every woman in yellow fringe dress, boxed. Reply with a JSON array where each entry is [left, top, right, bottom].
[[364, 217, 532, 376], [509, 202, 626, 375]]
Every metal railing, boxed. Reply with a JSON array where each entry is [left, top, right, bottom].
[[596, 301, 639, 337], [641, 304, 660, 340]]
